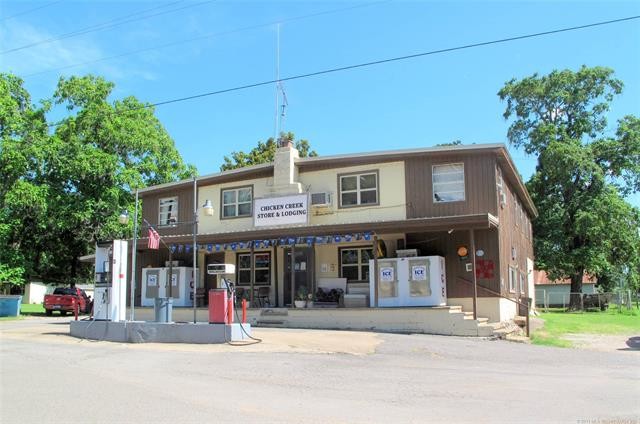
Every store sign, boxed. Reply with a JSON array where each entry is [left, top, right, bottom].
[[254, 194, 309, 227]]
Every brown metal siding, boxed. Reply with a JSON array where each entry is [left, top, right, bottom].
[[405, 153, 498, 219], [497, 163, 534, 299], [141, 186, 194, 237]]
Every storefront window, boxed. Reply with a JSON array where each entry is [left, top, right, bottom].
[[237, 252, 270, 286], [340, 247, 373, 281]]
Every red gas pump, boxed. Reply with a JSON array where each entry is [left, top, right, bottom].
[[208, 288, 234, 324]]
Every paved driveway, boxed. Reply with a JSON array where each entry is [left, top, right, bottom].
[[1, 316, 638, 423]]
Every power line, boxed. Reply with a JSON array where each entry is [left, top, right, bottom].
[[24, 1, 390, 78], [1, 0, 218, 55], [47, 14, 640, 129], [0, 1, 63, 22]]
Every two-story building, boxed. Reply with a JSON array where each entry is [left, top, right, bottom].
[[134, 141, 536, 325]]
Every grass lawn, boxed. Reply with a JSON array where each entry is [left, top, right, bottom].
[[532, 308, 640, 348]]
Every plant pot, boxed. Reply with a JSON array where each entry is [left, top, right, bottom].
[[294, 300, 306, 308], [306, 301, 314, 308]]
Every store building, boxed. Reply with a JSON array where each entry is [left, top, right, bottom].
[[133, 141, 536, 324]]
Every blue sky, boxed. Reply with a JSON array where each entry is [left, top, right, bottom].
[[2, 0, 639, 205]]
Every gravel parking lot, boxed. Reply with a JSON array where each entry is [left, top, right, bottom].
[[1, 316, 638, 423]]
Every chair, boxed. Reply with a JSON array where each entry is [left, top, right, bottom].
[[256, 286, 271, 307]]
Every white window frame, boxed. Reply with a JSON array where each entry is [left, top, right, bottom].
[[338, 171, 379, 208], [509, 266, 517, 293], [158, 197, 178, 226], [519, 271, 526, 295], [340, 246, 374, 282], [236, 252, 271, 286], [221, 186, 253, 219], [432, 163, 465, 203]]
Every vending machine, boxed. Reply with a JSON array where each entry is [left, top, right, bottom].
[[370, 256, 447, 307], [94, 240, 128, 321]]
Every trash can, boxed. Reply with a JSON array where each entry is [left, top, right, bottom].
[[0, 295, 22, 317], [154, 297, 173, 323]]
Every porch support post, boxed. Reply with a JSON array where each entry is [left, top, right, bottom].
[[250, 243, 255, 308], [373, 234, 379, 307], [290, 243, 296, 307], [469, 229, 478, 320], [273, 242, 279, 307]]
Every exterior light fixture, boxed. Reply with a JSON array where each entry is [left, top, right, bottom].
[[118, 210, 129, 225], [202, 199, 214, 216]]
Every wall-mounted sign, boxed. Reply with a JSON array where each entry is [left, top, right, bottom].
[[380, 267, 395, 282], [254, 194, 309, 227]]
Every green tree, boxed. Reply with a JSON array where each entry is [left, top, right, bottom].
[[221, 132, 317, 171], [499, 66, 640, 309], [0, 73, 195, 285]]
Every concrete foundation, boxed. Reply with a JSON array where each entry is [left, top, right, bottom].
[[70, 320, 252, 344]]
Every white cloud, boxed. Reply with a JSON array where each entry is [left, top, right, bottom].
[[0, 19, 158, 84]]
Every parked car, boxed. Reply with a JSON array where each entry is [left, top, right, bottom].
[[43, 287, 92, 316]]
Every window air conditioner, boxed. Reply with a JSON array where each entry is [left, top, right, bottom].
[[311, 192, 333, 208]]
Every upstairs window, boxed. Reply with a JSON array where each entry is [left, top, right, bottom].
[[222, 186, 252, 218], [339, 171, 378, 207], [433, 163, 465, 203], [159, 197, 178, 226]]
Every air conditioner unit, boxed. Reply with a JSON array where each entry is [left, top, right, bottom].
[[207, 263, 236, 275], [396, 249, 419, 258], [165, 260, 181, 267], [311, 192, 333, 208]]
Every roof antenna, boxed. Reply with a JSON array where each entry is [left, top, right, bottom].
[[274, 24, 289, 148]]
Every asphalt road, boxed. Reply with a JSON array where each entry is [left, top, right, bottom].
[[1, 316, 638, 424]]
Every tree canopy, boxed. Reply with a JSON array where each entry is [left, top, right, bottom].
[[0, 73, 195, 286], [499, 66, 640, 306], [221, 132, 317, 171]]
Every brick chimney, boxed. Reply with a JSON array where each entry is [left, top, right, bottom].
[[272, 139, 303, 194]]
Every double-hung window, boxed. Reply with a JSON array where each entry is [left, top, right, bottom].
[[509, 266, 517, 293], [237, 252, 271, 286], [222, 186, 252, 218], [159, 197, 178, 226], [340, 247, 374, 281], [433, 163, 465, 202], [339, 171, 378, 207]]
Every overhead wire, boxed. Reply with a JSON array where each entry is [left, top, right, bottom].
[[1, 0, 219, 55], [24, 1, 390, 78], [0, 1, 63, 22], [45, 14, 640, 129]]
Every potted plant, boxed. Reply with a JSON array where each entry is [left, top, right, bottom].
[[294, 287, 308, 308]]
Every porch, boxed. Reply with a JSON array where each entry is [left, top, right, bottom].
[[126, 305, 496, 337]]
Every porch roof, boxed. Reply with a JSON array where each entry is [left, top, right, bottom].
[[135, 213, 498, 249]]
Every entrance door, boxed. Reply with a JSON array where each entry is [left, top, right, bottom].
[[284, 247, 313, 306]]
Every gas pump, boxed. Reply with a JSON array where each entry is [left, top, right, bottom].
[[94, 240, 128, 321], [207, 263, 235, 324]]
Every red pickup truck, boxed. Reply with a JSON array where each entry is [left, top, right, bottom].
[[43, 287, 93, 316]]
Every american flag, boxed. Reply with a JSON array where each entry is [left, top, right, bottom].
[[148, 227, 160, 249]]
